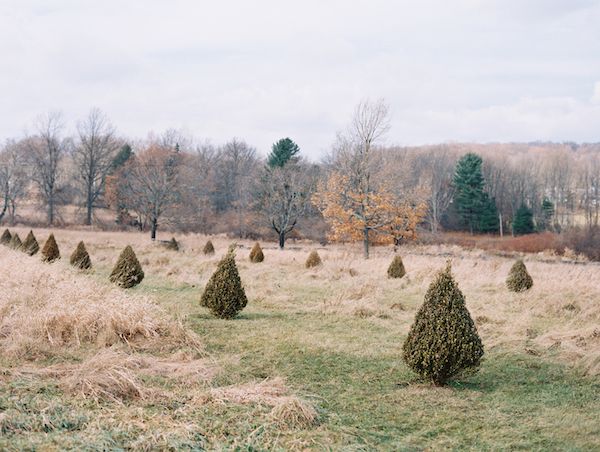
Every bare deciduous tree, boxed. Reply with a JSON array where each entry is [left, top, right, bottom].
[[0, 140, 29, 223], [215, 139, 259, 238], [25, 112, 66, 225], [121, 144, 181, 240], [261, 160, 316, 249], [74, 108, 120, 225], [424, 147, 455, 234], [580, 153, 600, 228]]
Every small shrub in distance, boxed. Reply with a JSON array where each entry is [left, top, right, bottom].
[[249, 242, 264, 263], [203, 240, 215, 255], [0, 228, 11, 245], [165, 237, 179, 251], [506, 259, 533, 292], [9, 233, 22, 250], [200, 247, 248, 319], [402, 262, 484, 386], [21, 230, 40, 256], [70, 241, 92, 270], [305, 250, 322, 268], [109, 245, 144, 288], [387, 255, 406, 279], [41, 233, 60, 263]]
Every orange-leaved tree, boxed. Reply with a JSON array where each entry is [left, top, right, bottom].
[[314, 173, 426, 257], [314, 99, 426, 258], [388, 199, 428, 249]]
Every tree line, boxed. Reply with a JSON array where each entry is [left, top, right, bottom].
[[1, 102, 600, 257]]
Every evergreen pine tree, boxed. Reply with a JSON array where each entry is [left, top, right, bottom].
[[452, 153, 491, 234], [267, 138, 300, 168], [21, 230, 40, 256], [387, 255, 406, 278], [249, 242, 264, 263], [200, 247, 248, 319], [70, 241, 92, 270], [539, 198, 555, 231], [110, 143, 133, 173], [479, 194, 500, 233], [41, 233, 60, 262], [512, 204, 535, 235], [0, 228, 12, 245], [402, 262, 484, 385], [109, 245, 144, 288]]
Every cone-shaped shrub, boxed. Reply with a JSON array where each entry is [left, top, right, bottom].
[[305, 250, 322, 268], [506, 259, 533, 292], [109, 245, 144, 288], [166, 237, 179, 251], [402, 262, 484, 386], [200, 247, 248, 319], [249, 242, 264, 263], [0, 228, 11, 245], [9, 233, 22, 250], [21, 230, 40, 256], [387, 255, 406, 279], [70, 241, 92, 270], [203, 240, 215, 255], [41, 233, 60, 263]]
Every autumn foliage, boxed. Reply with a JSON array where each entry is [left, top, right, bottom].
[[313, 172, 426, 256]]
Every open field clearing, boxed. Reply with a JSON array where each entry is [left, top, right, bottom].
[[1, 227, 600, 450]]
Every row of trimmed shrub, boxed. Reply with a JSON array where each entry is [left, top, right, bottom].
[[202, 246, 533, 386], [1, 228, 535, 387], [1, 229, 144, 288]]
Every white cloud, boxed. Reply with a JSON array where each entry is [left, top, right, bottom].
[[0, 0, 599, 158], [592, 82, 600, 104]]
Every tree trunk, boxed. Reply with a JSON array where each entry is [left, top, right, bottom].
[[363, 228, 370, 259], [0, 191, 9, 224], [85, 193, 93, 226], [278, 231, 285, 249], [150, 217, 157, 240], [48, 196, 55, 225]]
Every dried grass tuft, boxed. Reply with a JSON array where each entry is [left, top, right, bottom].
[[205, 377, 289, 406], [62, 349, 145, 402], [0, 252, 200, 359], [269, 396, 319, 429]]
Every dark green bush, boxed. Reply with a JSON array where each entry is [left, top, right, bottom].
[[249, 242, 264, 263], [402, 262, 484, 385], [387, 255, 406, 279], [0, 229, 12, 245], [21, 230, 40, 256], [305, 250, 322, 268], [41, 234, 60, 263], [200, 247, 248, 319], [203, 240, 215, 255], [70, 241, 92, 270], [506, 259, 533, 292], [9, 233, 21, 250], [109, 245, 144, 288]]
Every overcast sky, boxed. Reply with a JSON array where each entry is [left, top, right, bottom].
[[1, 0, 600, 158]]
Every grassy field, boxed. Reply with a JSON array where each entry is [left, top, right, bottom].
[[1, 227, 599, 450]]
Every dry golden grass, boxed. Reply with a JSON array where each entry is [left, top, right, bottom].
[[0, 250, 198, 360], [2, 226, 600, 449], [5, 226, 599, 376]]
